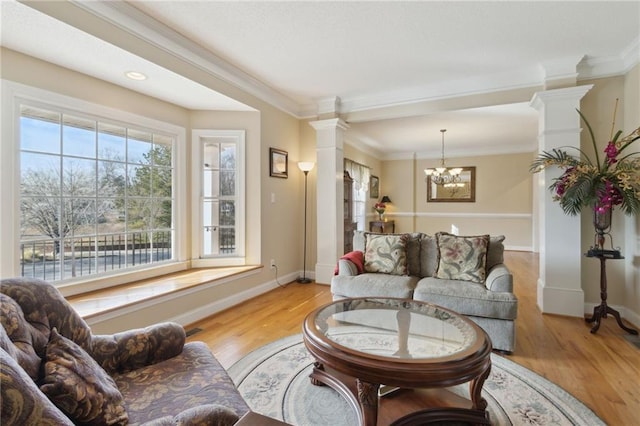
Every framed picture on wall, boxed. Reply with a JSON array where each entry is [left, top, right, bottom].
[[370, 175, 379, 198], [427, 166, 476, 202], [269, 148, 288, 178]]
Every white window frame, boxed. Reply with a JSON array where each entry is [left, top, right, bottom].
[[191, 129, 246, 267], [0, 80, 188, 293]]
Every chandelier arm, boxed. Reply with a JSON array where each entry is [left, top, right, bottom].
[[426, 128, 460, 186], [441, 129, 446, 166]]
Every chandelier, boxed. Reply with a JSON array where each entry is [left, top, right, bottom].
[[424, 129, 463, 186]]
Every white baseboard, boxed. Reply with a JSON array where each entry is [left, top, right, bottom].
[[85, 270, 298, 332], [169, 271, 299, 327], [315, 263, 335, 285], [537, 281, 585, 317], [505, 245, 533, 252]]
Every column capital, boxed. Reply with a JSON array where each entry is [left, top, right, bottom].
[[530, 84, 593, 111], [309, 117, 349, 131]]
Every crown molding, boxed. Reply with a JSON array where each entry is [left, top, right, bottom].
[[622, 36, 640, 72], [578, 36, 640, 80], [340, 46, 637, 116], [384, 143, 537, 162], [70, 0, 304, 117], [579, 55, 629, 80], [58, 1, 640, 120], [339, 67, 543, 114]]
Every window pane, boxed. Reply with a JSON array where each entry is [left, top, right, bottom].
[[203, 225, 218, 256], [20, 197, 59, 240], [152, 144, 172, 166], [127, 198, 152, 230], [221, 143, 236, 170], [98, 123, 126, 160], [220, 201, 235, 226], [96, 200, 122, 235], [152, 166, 172, 198], [128, 130, 152, 164], [152, 199, 172, 229], [219, 228, 235, 254], [62, 236, 96, 278], [98, 160, 126, 198], [203, 170, 220, 198], [64, 198, 96, 237], [220, 171, 235, 196], [63, 115, 96, 158], [202, 200, 219, 227], [203, 140, 219, 169], [63, 158, 96, 197], [128, 164, 151, 196], [21, 152, 61, 197], [20, 106, 61, 154]]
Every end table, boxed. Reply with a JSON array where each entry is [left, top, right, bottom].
[[369, 220, 395, 234], [585, 250, 638, 335]]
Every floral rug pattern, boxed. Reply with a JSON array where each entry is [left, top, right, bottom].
[[228, 332, 605, 425]]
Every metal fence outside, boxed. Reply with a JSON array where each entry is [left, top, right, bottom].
[[20, 231, 173, 281]]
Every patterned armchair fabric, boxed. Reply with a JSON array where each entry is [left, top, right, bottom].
[[1, 277, 249, 425]]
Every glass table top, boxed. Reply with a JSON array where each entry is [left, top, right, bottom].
[[313, 298, 478, 360]]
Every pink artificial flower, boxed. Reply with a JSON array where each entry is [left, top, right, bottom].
[[554, 168, 574, 198], [604, 141, 618, 165], [596, 180, 623, 212]]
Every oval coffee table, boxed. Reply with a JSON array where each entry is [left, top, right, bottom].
[[302, 297, 492, 426]]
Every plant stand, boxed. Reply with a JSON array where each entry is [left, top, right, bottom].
[[585, 251, 638, 335]]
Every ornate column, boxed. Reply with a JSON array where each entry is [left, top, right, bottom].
[[309, 118, 349, 284], [530, 85, 592, 316]]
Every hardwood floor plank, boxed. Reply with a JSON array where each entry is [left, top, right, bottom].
[[186, 251, 639, 425]]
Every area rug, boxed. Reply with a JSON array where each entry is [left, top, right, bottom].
[[228, 333, 605, 426]]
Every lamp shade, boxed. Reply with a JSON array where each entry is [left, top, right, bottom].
[[298, 162, 315, 172], [380, 195, 392, 203]]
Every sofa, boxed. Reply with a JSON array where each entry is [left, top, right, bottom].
[[0, 277, 251, 425], [331, 231, 518, 352]]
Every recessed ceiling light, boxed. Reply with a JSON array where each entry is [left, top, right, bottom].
[[125, 71, 147, 81]]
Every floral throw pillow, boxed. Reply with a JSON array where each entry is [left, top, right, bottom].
[[364, 233, 408, 275], [40, 328, 128, 426], [436, 233, 490, 283]]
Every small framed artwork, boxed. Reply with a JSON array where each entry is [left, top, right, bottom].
[[269, 148, 288, 178], [370, 175, 379, 198]]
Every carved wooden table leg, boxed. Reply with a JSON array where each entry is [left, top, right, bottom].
[[309, 361, 326, 386], [585, 256, 638, 335], [469, 359, 491, 411], [605, 305, 639, 335], [585, 304, 605, 333], [356, 379, 379, 426]]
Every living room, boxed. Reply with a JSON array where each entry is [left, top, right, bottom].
[[1, 1, 639, 425]]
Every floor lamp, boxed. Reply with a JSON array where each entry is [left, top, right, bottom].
[[297, 161, 315, 283]]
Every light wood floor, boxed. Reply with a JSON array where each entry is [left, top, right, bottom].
[[186, 251, 640, 426]]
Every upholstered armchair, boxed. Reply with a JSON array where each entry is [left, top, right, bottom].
[[1, 277, 249, 425]]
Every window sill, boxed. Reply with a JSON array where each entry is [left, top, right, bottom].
[[67, 265, 261, 319]]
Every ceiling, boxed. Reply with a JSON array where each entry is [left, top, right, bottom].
[[2, 1, 639, 159]]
